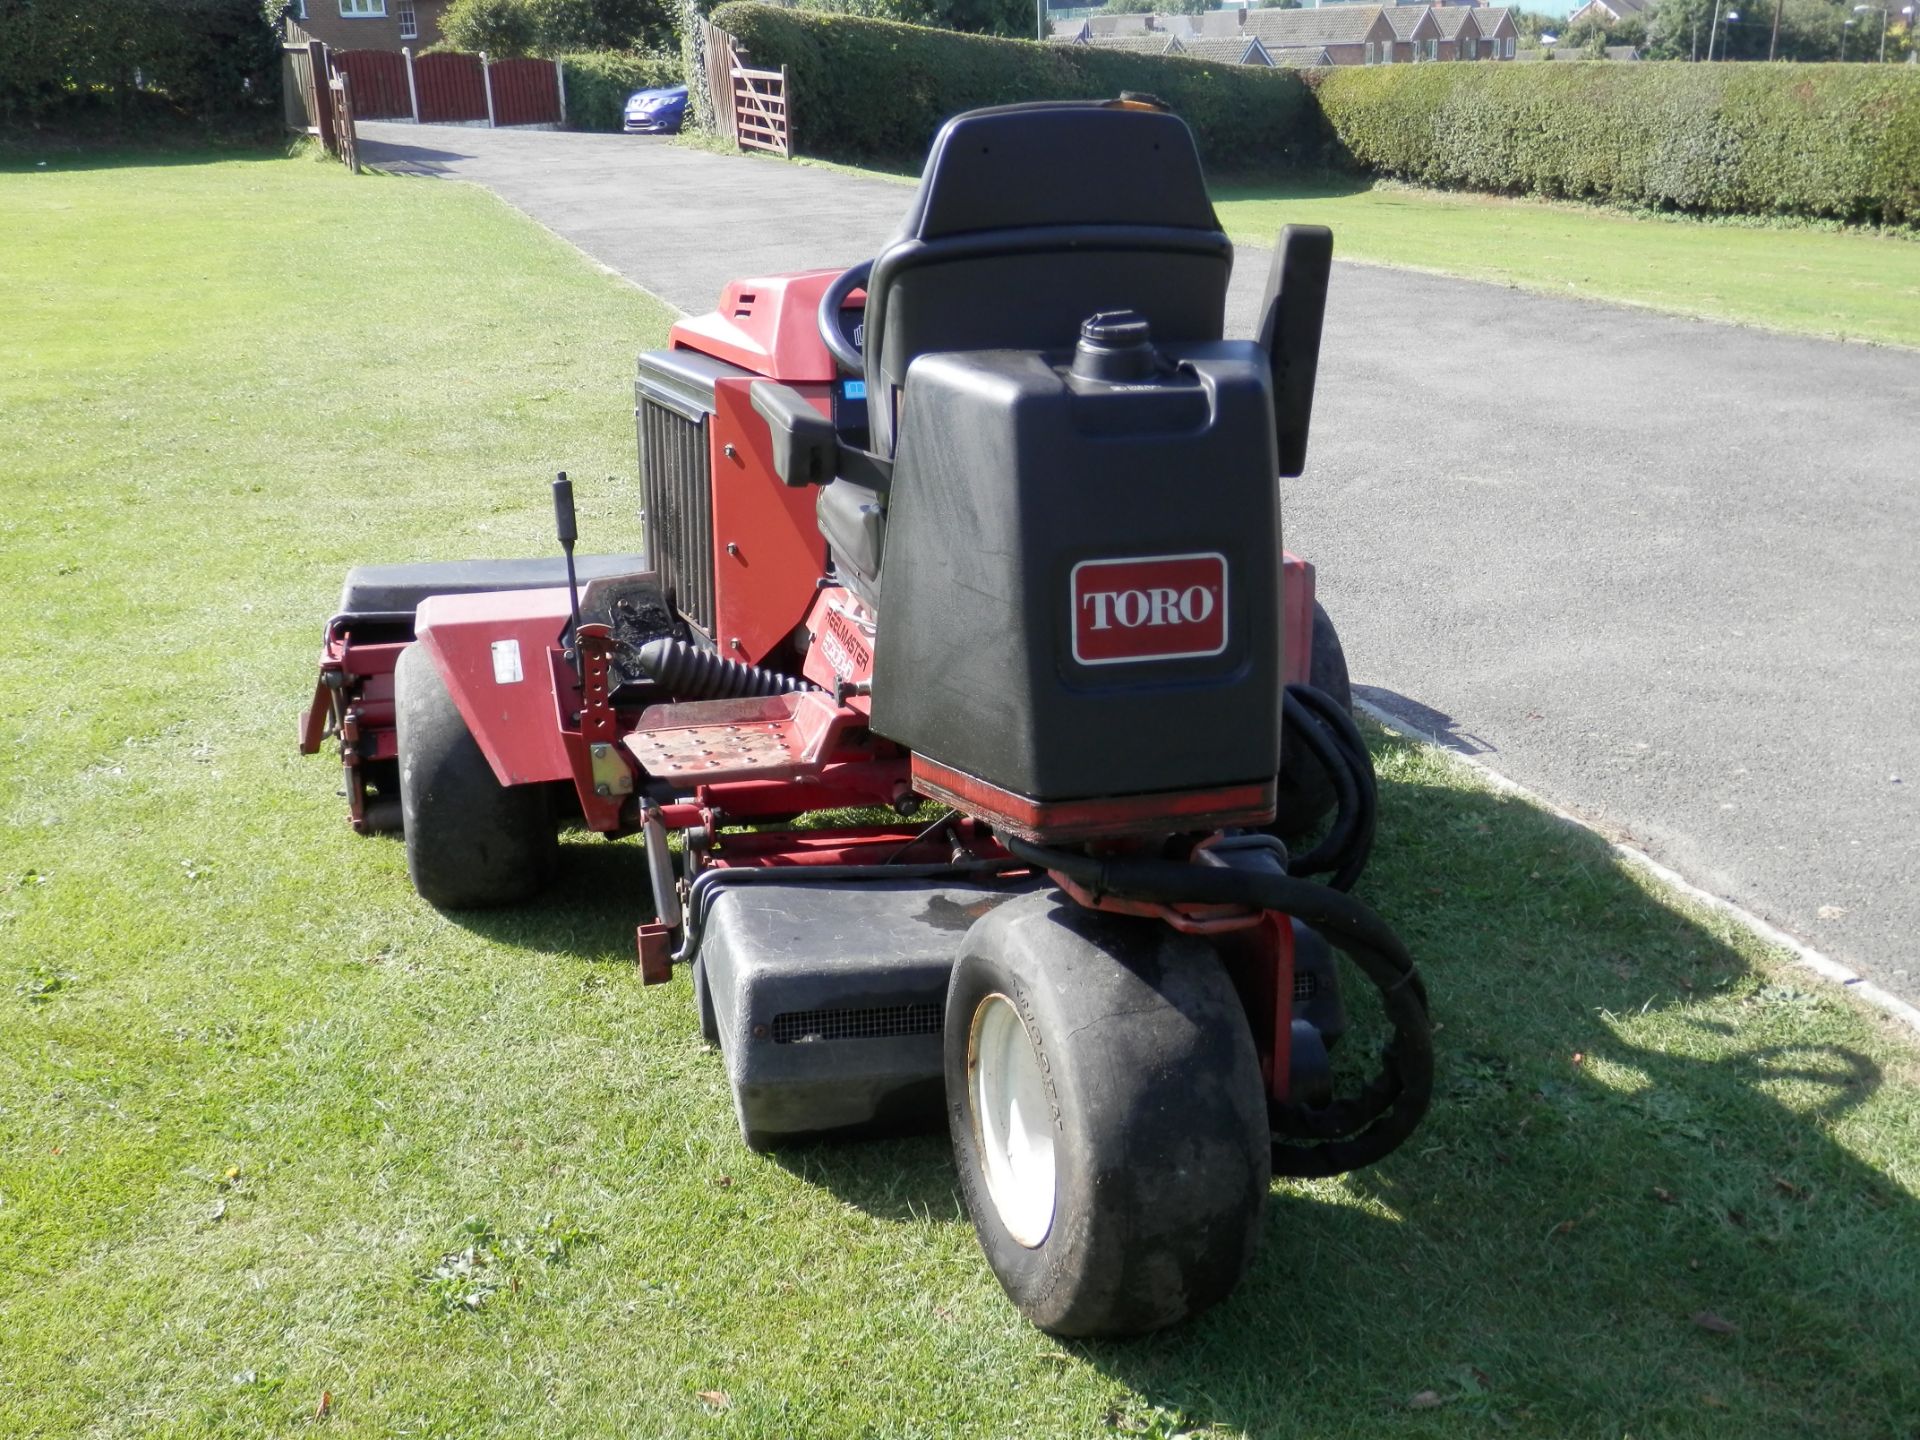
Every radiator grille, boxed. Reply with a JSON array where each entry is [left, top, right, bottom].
[[638, 396, 714, 636], [771, 1003, 943, 1044]]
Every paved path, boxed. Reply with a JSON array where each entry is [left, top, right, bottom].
[[359, 122, 1920, 1008]]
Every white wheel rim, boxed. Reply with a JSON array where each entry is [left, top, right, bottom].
[[968, 993, 1057, 1248]]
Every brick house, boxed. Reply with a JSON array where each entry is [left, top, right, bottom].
[[284, 0, 450, 52], [1267, 43, 1335, 66], [1383, 5, 1445, 60], [1564, 0, 1651, 26], [1063, 31, 1182, 54], [1241, 6, 1399, 64], [1428, 6, 1478, 58], [1173, 33, 1277, 64], [1468, 6, 1520, 57]]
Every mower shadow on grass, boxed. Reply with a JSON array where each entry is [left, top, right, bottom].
[[432, 835, 652, 963], [1065, 751, 1916, 1434]]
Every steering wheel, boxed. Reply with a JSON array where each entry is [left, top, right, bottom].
[[817, 260, 872, 378]]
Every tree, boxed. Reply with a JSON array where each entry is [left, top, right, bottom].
[[440, 0, 541, 53], [528, 0, 679, 49]]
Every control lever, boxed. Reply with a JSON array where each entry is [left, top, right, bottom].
[[552, 472, 584, 677]]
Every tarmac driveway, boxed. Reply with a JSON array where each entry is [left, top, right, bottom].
[[357, 121, 1920, 1011]]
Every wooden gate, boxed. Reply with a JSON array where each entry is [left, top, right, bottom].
[[732, 60, 790, 158], [414, 51, 488, 123], [489, 57, 561, 126], [329, 72, 361, 174], [331, 50, 411, 120], [701, 22, 792, 158]]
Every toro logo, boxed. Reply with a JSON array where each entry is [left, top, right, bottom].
[[1070, 552, 1229, 666]]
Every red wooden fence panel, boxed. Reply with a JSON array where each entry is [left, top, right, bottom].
[[489, 58, 560, 126], [332, 50, 411, 120], [413, 52, 487, 124]]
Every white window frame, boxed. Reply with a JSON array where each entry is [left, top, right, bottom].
[[398, 2, 416, 35], [1504, 35, 1516, 57], [1462, 36, 1477, 57], [339, 0, 385, 17], [1425, 37, 1438, 58]]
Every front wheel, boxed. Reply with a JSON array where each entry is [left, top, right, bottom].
[[395, 643, 558, 909], [945, 891, 1270, 1337]]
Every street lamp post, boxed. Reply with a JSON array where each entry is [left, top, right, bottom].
[[1855, 3, 1898, 60], [1709, 0, 1740, 57], [1842, 14, 1855, 56]]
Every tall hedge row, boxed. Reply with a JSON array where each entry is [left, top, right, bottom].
[[708, 2, 1325, 172], [0, 0, 279, 122], [1313, 62, 1920, 225], [559, 49, 683, 130]]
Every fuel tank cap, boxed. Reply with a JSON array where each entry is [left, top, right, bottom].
[[1072, 310, 1159, 383]]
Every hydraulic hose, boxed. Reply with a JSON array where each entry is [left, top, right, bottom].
[[1281, 682, 1377, 892], [1005, 835, 1431, 1180]]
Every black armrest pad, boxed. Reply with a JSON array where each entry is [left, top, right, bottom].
[[750, 380, 838, 487], [1256, 224, 1332, 480]]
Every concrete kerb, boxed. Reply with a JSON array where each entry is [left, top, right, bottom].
[[1354, 696, 1920, 1038]]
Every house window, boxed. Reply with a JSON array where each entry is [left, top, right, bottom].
[[338, 0, 385, 16], [398, 2, 416, 35], [1426, 37, 1438, 58], [1504, 36, 1515, 57], [1462, 36, 1477, 58]]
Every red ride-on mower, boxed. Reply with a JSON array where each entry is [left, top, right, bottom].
[[301, 99, 1431, 1336]]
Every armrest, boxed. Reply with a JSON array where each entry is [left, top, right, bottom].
[[1254, 224, 1333, 480], [750, 380, 838, 488]]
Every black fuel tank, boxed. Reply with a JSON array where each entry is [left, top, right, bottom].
[[869, 336, 1282, 802]]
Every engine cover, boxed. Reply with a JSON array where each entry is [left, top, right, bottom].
[[870, 340, 1282, 804]]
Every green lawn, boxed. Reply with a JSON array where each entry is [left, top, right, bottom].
[[1211, 179, 1920, 350], [4, 148, 1919, 1440], [794, 152, 1920, 349]]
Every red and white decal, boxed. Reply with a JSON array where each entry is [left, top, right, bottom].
[[1070, 552, 1229, 666]]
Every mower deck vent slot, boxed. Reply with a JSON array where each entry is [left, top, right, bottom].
[[1293, 972, 1317, 1003], [770, 1003, 942, 1044], [638, 395, 714, 635]]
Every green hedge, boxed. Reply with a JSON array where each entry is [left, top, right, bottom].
[[708, 2, 1324, 172], [0, 0, 278, 123], [1312, 62, 1920, 226], [559, 49, 684, 131]]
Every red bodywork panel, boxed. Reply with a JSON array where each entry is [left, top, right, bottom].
[[1281, 553, 1315, 688], [910, 754, 1278, 845], [707, 376, 830, 663], [415, 588, 579, 787], [669, 270, 848, 384], [800, 586, 876, 711]]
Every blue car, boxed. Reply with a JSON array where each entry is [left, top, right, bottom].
[[624, 84, 688, 135]]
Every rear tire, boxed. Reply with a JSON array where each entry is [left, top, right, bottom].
[[394, 643, 558, 909], [1274, 600, 1354, 841], [944, 891, 1270, 1337]]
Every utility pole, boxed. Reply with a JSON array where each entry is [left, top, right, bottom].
[[1769, 0, 1784, 57]]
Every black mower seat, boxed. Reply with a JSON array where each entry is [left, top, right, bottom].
[[861, 100, 1232, 456], [334, 554, 650, 621]]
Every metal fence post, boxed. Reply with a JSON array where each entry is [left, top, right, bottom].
[[553, 59, 566, 126], [480, 50, 496, 127], [404, 45, 420, 123]]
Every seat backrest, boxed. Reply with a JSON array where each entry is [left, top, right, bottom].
[[863, 101, 1233, 455]]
